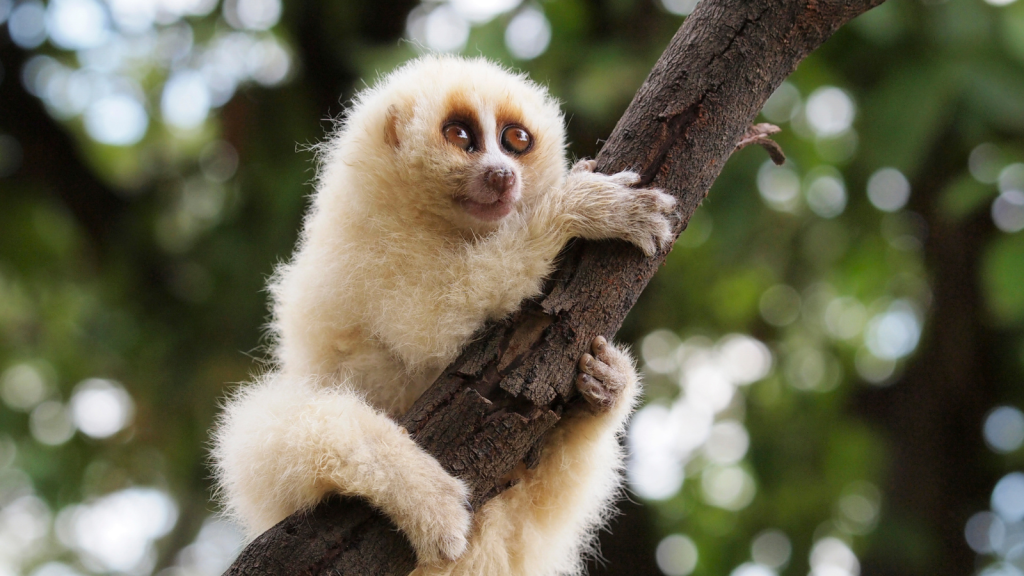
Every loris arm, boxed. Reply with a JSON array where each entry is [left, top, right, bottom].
[[534, 159, 676, 258], [212, 372, 472, 565], [443, 161, 676, 326]]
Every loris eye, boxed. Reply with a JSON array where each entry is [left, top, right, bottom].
[[443, 122, 476, 152], [500, 125, 532, 155]]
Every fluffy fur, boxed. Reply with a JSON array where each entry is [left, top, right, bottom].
[[212, 55, 675, 575]]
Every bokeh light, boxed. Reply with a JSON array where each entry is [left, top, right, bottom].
[[864, 300, 921, 360], [629, 331, 772, 503], [450, 0, 520, 23], [705, 420, 750, 464], [628, 404, 688, 500], [0, 495, 52, 571], [701, 465, 756, 510], [1, 363, 50, 412], [29, 401, 75, 446], [12, 0, 292, 151], [785, 347, 841, 392], [965, 511, 1005, 554], [836, 482, 882, 535], [656, 534, 699, 576], [866, 167, 911, 212], [985, 406, 1024, 454], [9, 1, 47, 48], [84, 94, 149, 146], [169, 515, 245, 575], [757, 161, 801, 212], [979, 563, 1024, 576], [45, 0, 110, 50], [805, 168, 847, 218], [751, 530, 791, 569], [505, 6, 551, 60], [30, 562, 84, 576], [224, 0, 281, 31], [992, 191, 1024, 233], [162, 70, 212, 129], [642, 329, 683, 374], [69, 379, 134, 439], [992, 473, 1024, 523], [57, 488, 177, 574], [660, 0, 700, 16], [854, 347, 897, 385], [970, 143, 1004, 184], [716, 335, 772, 385], [999, 163, 1024, 193], [407, 4, 470, 52], [824, 297, 867, 340], [804, 87, 855, 137], [729, 564, 776, 576], [809, 537, 859, 576]]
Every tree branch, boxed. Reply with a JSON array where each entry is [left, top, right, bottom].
[[225, 0, 885, 574]]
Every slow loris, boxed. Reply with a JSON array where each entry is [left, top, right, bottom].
[[212, 55, 675, 576]]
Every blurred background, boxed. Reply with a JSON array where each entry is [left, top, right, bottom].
[[1, 0, 1024, 575]]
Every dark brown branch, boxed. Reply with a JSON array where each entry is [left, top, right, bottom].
[[736, 123, 786, 165], [225, 0, 886, 574]]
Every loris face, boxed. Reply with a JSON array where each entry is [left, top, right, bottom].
[[437, 96, 537, 223], [372, 57, 567, 234]]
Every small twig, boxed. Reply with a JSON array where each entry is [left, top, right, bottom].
[[736, 123, 785, 165]]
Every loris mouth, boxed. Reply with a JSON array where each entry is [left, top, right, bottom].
[[458, 197, 514, 221]]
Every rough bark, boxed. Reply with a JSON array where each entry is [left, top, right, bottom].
[[225, 1, 886, 574]]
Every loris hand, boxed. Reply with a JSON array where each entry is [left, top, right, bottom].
[[564, 159, 677, 257]]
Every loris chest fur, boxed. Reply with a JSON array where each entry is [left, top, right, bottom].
[[212, 55, 675, 575]]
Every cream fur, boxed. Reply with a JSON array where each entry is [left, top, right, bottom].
[[212, 55, 674, 575]]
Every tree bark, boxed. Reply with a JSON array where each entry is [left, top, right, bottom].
[[225, 1, 886, 574]]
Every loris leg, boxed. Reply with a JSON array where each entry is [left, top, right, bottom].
[[419, 336, 640, 576], [211, 372, 472, 565]]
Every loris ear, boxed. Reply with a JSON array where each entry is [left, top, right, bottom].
[[384, 104, 404, 149]]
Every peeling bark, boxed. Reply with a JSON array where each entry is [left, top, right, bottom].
[[225, 1, 886, 574]]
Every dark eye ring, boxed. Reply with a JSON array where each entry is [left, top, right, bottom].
[[500, 125, 533, 155], [443, 122, 476, 152]]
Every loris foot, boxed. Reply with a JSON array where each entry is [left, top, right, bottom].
[[576, 336, 637, 412], [397, 456, 473, 564]]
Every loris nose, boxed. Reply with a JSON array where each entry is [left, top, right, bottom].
[[484, 167, 516, 195]]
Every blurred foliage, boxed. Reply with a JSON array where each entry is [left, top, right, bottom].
[[1, 0, 1024, 575]]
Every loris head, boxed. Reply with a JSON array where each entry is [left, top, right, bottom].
[[325, 55, 567, 234]]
